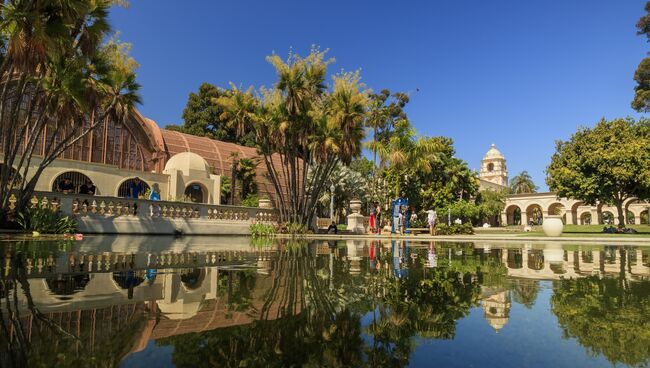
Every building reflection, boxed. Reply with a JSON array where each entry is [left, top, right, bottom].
[[1, 240, 649, 366]]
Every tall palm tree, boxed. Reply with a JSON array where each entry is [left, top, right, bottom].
[[216, 49, 368, 225], [509, 171, 538, 194], [0, 0, 141, 216]]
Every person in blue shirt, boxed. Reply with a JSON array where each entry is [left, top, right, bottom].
[[129, 177, 144, 199], [149, 183, 161, 201]]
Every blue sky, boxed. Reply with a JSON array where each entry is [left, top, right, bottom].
[[109, 0, 647, 191]]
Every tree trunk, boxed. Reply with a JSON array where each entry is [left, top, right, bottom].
[[615, 201, 625, 228]]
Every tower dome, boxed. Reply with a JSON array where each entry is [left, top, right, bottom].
[[479, 143, 508, 188], [164, 151, 211, 178], [483, 143, 504, 160]]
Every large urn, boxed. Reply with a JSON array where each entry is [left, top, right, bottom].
[[349, 199, 362, 214], [542, 215, 564, 237]]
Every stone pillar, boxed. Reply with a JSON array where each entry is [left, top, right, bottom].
[[259, 198, 272, 209], [500, 212, 508, 227], [521, 212, 529, 227], [209, 174, 221, 205], [541, 211, 549, 225], [565, 210, 575, 225], [591, 208, 600, 225]]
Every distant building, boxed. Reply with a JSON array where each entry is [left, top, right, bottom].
[[475, 144, 649, 226]]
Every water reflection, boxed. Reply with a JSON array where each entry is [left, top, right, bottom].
[[0, 237, 649, 367]]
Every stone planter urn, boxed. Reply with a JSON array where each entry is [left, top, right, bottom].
[[349, 199, 362, 214], [542, 215, 564, 237]]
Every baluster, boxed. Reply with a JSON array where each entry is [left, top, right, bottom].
[[91, 200, 98, 214], [40, 196, 49, 209], [181, 207, 187, 218], [30, 196, 39, 209], [162, 205, 168, 217], [107, 201, 114, 216], [8, 194, 16, 214], [116, 202, 123, 216], [99, 201, 106, 215], [81, 200, 88, 214]]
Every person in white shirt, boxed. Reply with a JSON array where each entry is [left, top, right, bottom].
[[427, 209, 438, 236]]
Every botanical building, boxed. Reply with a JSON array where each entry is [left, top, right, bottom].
[[1, 110, 283, 205]]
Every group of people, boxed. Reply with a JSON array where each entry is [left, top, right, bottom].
[[56, 176, 161, 201], [57, 178, 96, 196], [368, 202, 383, 234], [368, 202, 439, 236]]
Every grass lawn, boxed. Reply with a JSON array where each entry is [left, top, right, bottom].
[[475, 224, 650, 237]]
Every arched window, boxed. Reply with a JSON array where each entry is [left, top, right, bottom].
[[117, 178, 150, 198], [602, 211, 615, 225], [181, 269, 205, 290], [184, 183, 205, 203], [487, 162, 494, 172], [51, 171, 97, 195]]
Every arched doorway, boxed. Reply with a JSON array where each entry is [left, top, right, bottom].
[[526, 204, 543, 226], [117, 178, 150, 198], [580, 212, 592, 225], [180, 268, 206, 290], [51, 171, 96, 195], [601, 211, 615, 225], [507, 249, 523, 269], [641, 210, 649, 225], [184, 183, 206, 203], [570, 201, 584, 225], [45, 274, 90, 297], [626, 211, 635, 225], [527, 249, 545, 270], [505, 205, 521, 226], [548, 203, 566, 224]]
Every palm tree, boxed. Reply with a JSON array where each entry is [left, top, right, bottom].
[[216, 49, 368, 225], [509, 171, 538, 194], [0, 1, 141, 216]]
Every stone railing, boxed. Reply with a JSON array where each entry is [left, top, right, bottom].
[[8, 191, 279, 223]]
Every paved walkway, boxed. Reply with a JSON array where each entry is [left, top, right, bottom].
[[281, 233, 650, 245]]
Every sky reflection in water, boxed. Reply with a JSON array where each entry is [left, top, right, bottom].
[[0, 236, 649, 367]]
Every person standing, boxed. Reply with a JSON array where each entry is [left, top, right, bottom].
[[369, 205, 376, 234], [375, 203, 382, 235], [149, 183, 161, 201], [129, 177, 144, 199], [398, 210, 405, 235], [427, 209, 438, 236]]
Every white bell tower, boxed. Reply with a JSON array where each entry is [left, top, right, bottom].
[[480, 143, 508, 187]]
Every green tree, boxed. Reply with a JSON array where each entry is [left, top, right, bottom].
[[551, 274, 650, 366], [216, 48, 368, 224], [475, 189, 507, 225], [166, 83, 254, 146], [509, 171, 538, 194], [546, 118, 650, 227], [632, 1, 650, 111], [0, 0, 141, 217]]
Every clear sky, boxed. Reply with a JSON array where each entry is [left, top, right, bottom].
[[109, 0, 647, 191]]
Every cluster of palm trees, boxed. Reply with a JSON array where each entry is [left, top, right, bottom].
[[0, 0, 141, 219], [216, 48, 367, 224]]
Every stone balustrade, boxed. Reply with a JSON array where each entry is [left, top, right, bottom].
[[7, 191, 279, 235]]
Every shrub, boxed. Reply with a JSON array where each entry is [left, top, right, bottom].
[[17, 207, 77, 234], [436, 223, 474, 235], [250, 223, 276, 237], [284, 222, 307, 235], [241, 194, 259, 207]]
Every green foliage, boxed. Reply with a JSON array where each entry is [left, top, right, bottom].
[[552, 268, 650, 366], [166, 83, 255, 146], [441, 201, 481, 225], [509, 171, 537, 194], [17, 208, 77, 234], [546, 118, 650, 227], [237, 158, 258, 199], [241, 193, 259, 207], [0, 0, 142, 216], [220, 176, 231, 204], [475, 189, 507, 223], [633, 3, 650, 112], [435, 223, 474, 235], [284, 222, 308, 235], [216, 47, 369, 224], [249, 223, 275, 237]]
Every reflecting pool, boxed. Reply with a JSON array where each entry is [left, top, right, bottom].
[[1, 236, 649, 367]]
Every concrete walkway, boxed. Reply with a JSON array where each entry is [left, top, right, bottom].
[[280, 233, 650, 245]]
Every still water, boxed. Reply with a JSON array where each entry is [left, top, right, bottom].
[[1, 235, 649, 367]]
